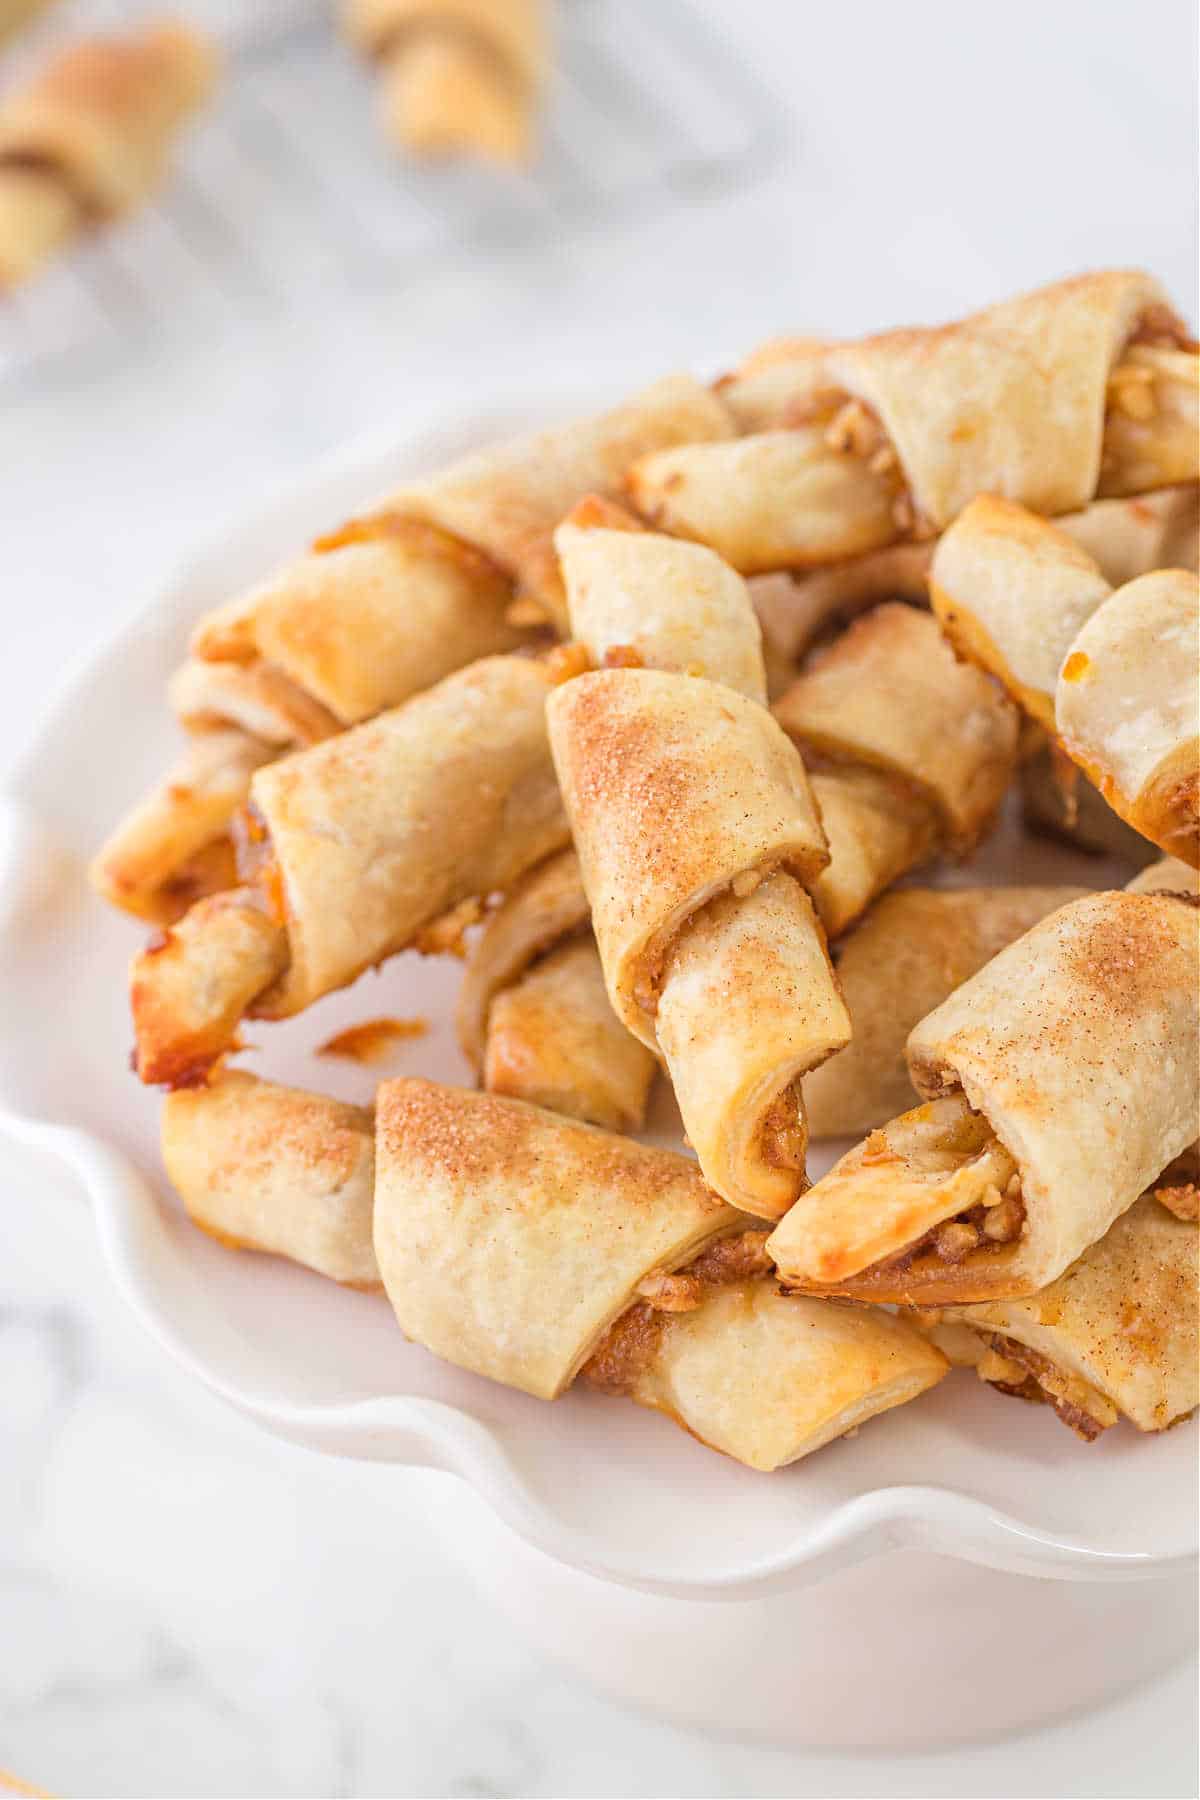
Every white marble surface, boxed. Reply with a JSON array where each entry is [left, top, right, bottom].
[[1, 1, 1197, 1793]]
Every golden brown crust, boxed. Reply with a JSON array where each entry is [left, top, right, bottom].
[[372, 1079, 740, 1401], [162, 1070, 380, 1287], [128, 655, 568, 1084], [547, 517, 850, 1214], [548, 668, 828, 1036], [89, 729, 273, 925], [456, 848, 591, 1068], [483, 936, 658, 1133], [722, 273, 1191, 535], [183, 518, 525, 734], [131, 890, 288, 1088], [395, 375, 734, 627], [772, 892, 1200, 1303], [939, 1198, 1199, 1433]]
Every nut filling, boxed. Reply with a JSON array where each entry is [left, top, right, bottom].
[[784, 389, 936, 542], [978, 1334, 1118, 1441], [582, 1230, 772, 1395], [759, 1083, 807, 1172], [878, 1174, 1027, 1274]]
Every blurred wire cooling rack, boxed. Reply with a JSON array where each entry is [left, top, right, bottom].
[[0, 0, 787, 392]]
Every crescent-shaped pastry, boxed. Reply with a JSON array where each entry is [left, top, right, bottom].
[[1056, 570, 1199, 867], [88, 729, 273, 926], [932, 496, 1200, 864], [163, 1071, 379, 1288], [640, 273, 1196, 573], [374, 1079, 740, 1400], [456, 848, 657, 1132], [627, 426, 902, 573], [804, 885, 1089, 1140], [374, 1079, 946, 1464], [131, 654, 568, 1086], [167, 657, 343, 749], [547, 513, 849, 1216], [746, 484, 1197, 690], [773, 603, 1019, 935], [342, 0, 548, 166], [922, 1198, 1198, 1439], [0, 21, 217, 285], [188, 375, 724, 684], [159, 1071, 947, 1468], [179, 518, 523, 735], [768, 891, 1199, 1303], [582, 1266, 948, 1472], [94, 378, 727, 924]]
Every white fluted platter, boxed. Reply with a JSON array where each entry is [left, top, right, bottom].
[[2, 392, 1195, 1605]]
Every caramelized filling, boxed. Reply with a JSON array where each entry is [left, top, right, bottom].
[[565, 494, 645, 534], [543, 641, 592, 685], [316, 1017, 428, 1064], [874, 1173, 1027, 1274], [602, 643, 645, 669], [758, 1083, 807, 1172], [411, 895, 485, 958], [582, 1230, 771, 1395], [1152, 1182, 1199, 1222], [979, 1333, 1116, 1441]]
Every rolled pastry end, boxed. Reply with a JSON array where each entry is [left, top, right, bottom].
[[1055, 569, 1200, 867], [546, 667, 830, 1041], [768, 1094, 1030, 1304], [162, 1071, 380, 1287], [554, 508, 769, 703], [806, 765, 940, 939], [131, 890, 289, 1087], [625, 428, 903, 574], [372, 1079, 741, 1402], [169, 657, 341, 747], [929, 495, 1112, 733], [925, 1196, 1199, 1438], [586, 1264, 947, 1471], [655, 873, 850, 1219], [773, 890, 1200, 1302], [1099, 345, 1200, 498], [90, 730, 273, 923]]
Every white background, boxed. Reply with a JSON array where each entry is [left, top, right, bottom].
[[2, 1, 1197, 1793]]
